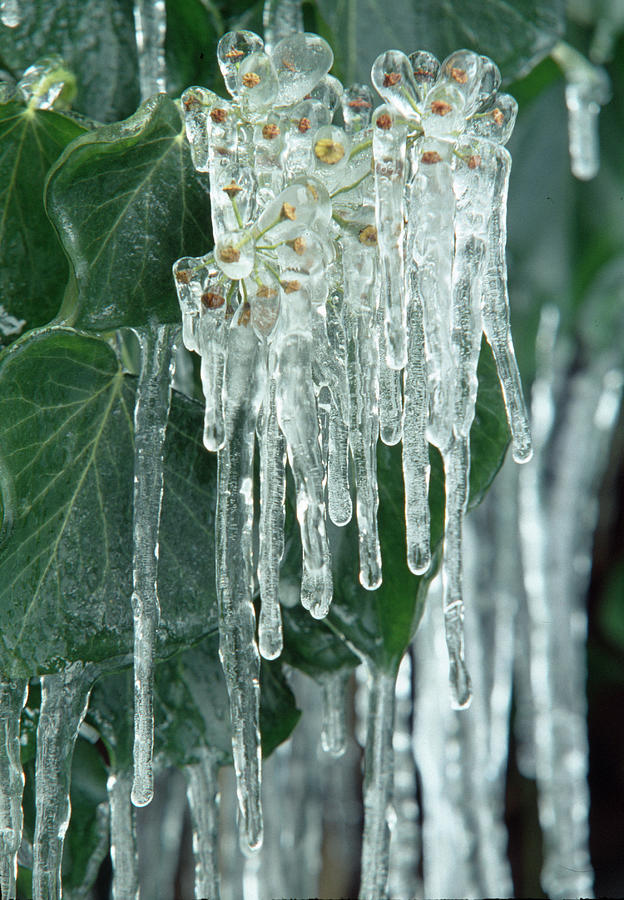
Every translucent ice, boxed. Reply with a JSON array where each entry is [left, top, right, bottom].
[[185, 748, 221, 900], [0, 680, 28, 900], [108, 771, 140, 900], [133, 0, 167, 98], [271, 32, 333, 106]]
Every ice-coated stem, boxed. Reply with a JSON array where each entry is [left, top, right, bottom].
[[442, 436, 472, 709], [131, 323, 176, 808], [258, 367, 286, 660], [108, 770, 140, 900], [262, 0, 304, 52], [320, 670, 349, 758], [133, 0, 167, 99], [185, 748, 221, 900], [483, 145, 532, 463], [359, 667, 396, 900], [217, 310, 265, 852], [33, 664, 93, 900], [0, 679, 28, 899]]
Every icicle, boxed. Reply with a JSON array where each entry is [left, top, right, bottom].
[[131, 323, 176, 808], [0, 679, 28, 900], [342, 231, 382, 590], [387, 653, 422, 900], [263, 0, 304, 54], [551, 42, 610, 181], [0, 0, 20, 27], [136, 769, 188, 896], [257, 366, 286, 660], [185, 748, 221, 900], [33, 664, 93, 900], [377, 307, 403, 447], [274, 284, 332, 618], [108, 770, 140, 900], [373, 104, 408, 370], [133, 0, 167, 99], [482, 143, 532, 463], [325, 291, 352, 527], [359, 667, 396, 900], [217, 304, 266, 852], [319, 670, 349, 757]]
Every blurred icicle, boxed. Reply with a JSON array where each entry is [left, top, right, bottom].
[[359, 667, 396, 900], [551, 42, 610, 181], [0, 0, 21, 27], [388, 653, 422, 900], [185, 749, 221, 900], [33, 665, 93, 900], [136, 768, 188, 898], [0, 680, 28, 900], [320, 670, 348, 757], [108, 770, 140, 900], [134, 0, 167, 99], [263, 0, 304, 53]]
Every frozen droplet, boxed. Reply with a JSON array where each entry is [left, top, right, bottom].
[[408, 50, 439, 101], [271, 32, 333, 106], [312, 124, 352, 189], [237, 51, 280, 117], [466, 92, 518, 146], [263, 0, 305, 54], [308, 73, 344, 113], [215, 230, 255, 280], [371, 49, 421, 121], [422, 82, 466, 139], [342, 84, 375, 133], [181, 87, 223, 172], [255, 176, 331, 241], [217, 30, 265, 97], [438, 49, 500, 117]]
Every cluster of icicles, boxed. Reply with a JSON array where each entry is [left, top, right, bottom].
[[173, 29, 532, 852]]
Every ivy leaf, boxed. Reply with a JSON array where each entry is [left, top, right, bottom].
[[165, 0, 224, 99], [0, 101, 87, 347], [45, 94, 212, 333], [315, 0, 564, 84], [0, 327, 218, 677], [281, 341, 510, 676], [0, 0, 140, 122]]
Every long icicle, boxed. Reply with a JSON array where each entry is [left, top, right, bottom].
[[217, 304, 266, 852], [133, 0, 167, 100], [33, 664, 93, 900], [131, 323, 176, 808], [359, 667, 396, 900], [263, 0, 304, 53], [0, 679, 28, 899], [185, 747, 221, 900], [108, 770, 140, 900]]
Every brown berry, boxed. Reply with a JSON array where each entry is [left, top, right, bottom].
[[183, 95, 200, 110], [414, 68, 435, 80], [210, 108, 227, 123], [491, 107, 504, 126], [289, 236, 307, 255], [431, 100, 452, 116], [257, 284, 278, 299], [280, 202, 296, 221], [359, 224, 378, 245], [175, 268, 191, 284], [383, 72, 401, 87], [376, 112, 393, 130], [281, 279, 301, 293], [222, 181, 242, 197], [282, 58, 296, 72], [242, 72, 261, 88], [348, 98, 372, 109], [314, 138, 345, 165], [218, 245, 240, 263], [225, 48, 244, 59], [238, 302, 251, 326], [468, 154, 481, 169], [451, 67, 468, 84], [201, 292, 225, 309], [298, 116, 311, 133], [421, 150, 442, 165], [262, 122, 280, 140]]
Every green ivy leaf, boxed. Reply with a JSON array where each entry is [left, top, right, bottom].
[[0, 102, 87, 347], [282, 341, 510, 676], [0, 0, 140, 122], [45, 94, 212, 333], [165, 0, 224, 99], [315, 0, 564, 84], [0, 327, 218, 677]]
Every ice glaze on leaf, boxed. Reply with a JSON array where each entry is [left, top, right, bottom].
[[0, 102, 87, 347], [45, 95, 212, 333], [315, 0, 564, 84], [0, 327, 218, 677]]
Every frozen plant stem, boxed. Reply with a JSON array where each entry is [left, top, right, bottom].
[[33, 664, 93, 900], [360, 668, 396, 900], [108, 770, 140, 900], [0, 680, 28, 899], [131, 324, 176, 808], [185, 748, 221, 900]]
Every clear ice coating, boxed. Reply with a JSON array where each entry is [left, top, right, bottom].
[[108, 771, 140, 900], [0, 680, 28, 900], [131, 324, 176, 808], [185, 748, 221, 900], [175, 31, 531, 862], [133, 0, 167, 99], [33, 665, 93, 900]]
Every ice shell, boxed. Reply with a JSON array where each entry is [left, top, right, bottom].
[[181, 86, 223, 171], [437, 49, 501, 118], [17, 55, 75, 109], [254, 176, 331, 241], [466, 93, 518, 145], [271, 32, 334, 106], [275, 281, 312, 339], [173, 252, 222, 352], [371, 49, 421, 122], [215, 165, 258, 231], [237, 51, 279, 117], [308, 74, 344, 114], [312, 124, 352, 188], [342, 83, 375, 133], [422, 82, 466, 139], [246, 264, 281, 338], [288, 97, 332, 133], [408, 50, 440, 101], [217, 30, 264, 97], [215, 229, 255, 279]]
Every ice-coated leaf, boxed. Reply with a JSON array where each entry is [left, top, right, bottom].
[[0, 327, 218, 677], [0, 0, 139, 121], [315, 0, 564, 84], [281, 341, 509, 675], [0, 102, 87, 347], [45, 94, 212, 333]]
